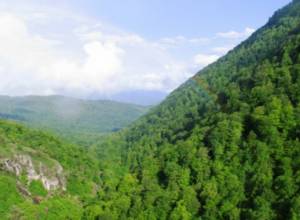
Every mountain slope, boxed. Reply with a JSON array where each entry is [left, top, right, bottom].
[[0, 120, 100, 219], [92, 1, 300, 219], [0, 95, 149, 138]]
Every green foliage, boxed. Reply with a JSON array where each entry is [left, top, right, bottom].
[[29, 180, 47, 197], [10, 197, 83, 220], [91, 1, 300, 219], [1, 1, 300, 219], [0, 120, 101, 219], [0, 174, 24, 217], [0, 95, 149, 142]]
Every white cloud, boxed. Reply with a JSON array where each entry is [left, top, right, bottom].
[[0, 12, 192, 97], [189, 37, 211, 44], [217, 27, 255, 39], [212, 46, 234, 54], [160, 36, 186, 45], [194, 54, 220, 67], [159, 35, 210, 48], [82, 41, 124, 84], [0, 3, 255, 100]]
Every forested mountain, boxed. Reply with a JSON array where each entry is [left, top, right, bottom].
[[0, 120, 100, 219], [0, 95, 148, 139], [1, 1, 300, 219], [86, 1, 300, 219]]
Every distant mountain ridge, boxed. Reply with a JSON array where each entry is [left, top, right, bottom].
[[0, 95, 149, 137]]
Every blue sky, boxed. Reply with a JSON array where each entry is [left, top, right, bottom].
[[70, 0, 290, 38], [0, 0, 292, 104]]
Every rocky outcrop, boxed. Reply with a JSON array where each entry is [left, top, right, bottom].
[[0, 154, 66, 191]]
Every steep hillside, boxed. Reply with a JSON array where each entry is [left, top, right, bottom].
[[0, 120, 99, 219], [91, 1, 300, 219], [0, 95, 149, 139]]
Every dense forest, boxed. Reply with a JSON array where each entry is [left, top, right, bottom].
[[88, 0, 300, 219], [1, 0, 300, 219]]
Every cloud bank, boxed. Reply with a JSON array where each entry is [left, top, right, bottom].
[[0, 4, 255, 101]]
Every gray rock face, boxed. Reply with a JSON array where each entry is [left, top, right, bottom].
[[1, 154, 66, 191]]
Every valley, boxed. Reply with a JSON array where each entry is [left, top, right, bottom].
[[0, 0, 300, 219]]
